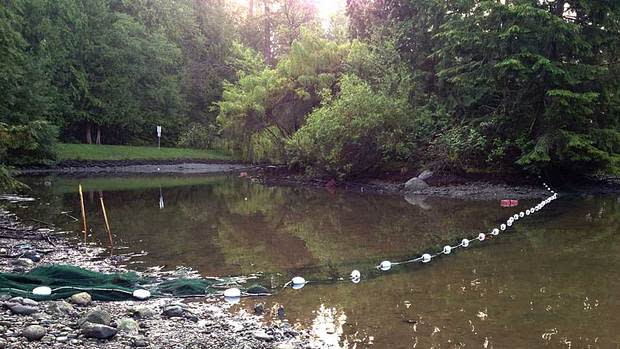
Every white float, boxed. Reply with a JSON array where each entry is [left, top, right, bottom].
[[132, 289, 151, 300], [223, 288, 241, 298], [491, 228, 499, 236], [478, 233, 486, 241], [379, 261, 392, 271], [350, 270, 361, 280], [422, 253, 432, 263], [292, 276, 306, 286], [443, 245, 452, 254], [32, 286, 52, 297], [500, 224, 507, 231], [519, 212, 525, 218], [461, 238, 470, 247]]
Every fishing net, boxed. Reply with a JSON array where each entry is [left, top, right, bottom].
[[0, 265, 262, 301]]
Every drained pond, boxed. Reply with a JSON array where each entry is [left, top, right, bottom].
[[5, 174, 620, 348]]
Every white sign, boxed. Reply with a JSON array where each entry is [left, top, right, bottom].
[[156, 126, 162, 137]]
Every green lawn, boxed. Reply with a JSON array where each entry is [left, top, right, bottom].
[[55, 143, 233, 162]]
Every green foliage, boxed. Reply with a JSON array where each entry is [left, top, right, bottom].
[[217, 31, 349, 162], [54, 143, 231, 162], [288, 75, 413, 178], [176, 123, 221, 149]]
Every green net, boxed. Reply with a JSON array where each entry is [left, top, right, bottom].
[[0, 265, 266, 301]]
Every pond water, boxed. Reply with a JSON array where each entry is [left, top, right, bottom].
[[6, 174, 620, 348]]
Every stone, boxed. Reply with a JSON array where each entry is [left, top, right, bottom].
[[132, 337, 148, 347], [22, 250, 41, 262], [162, 305, 184, 318], [12, 258, 34, 267], [252, 330, 274, 341], [80, 322, 117, 339], [78, 309, 111, 327], [254, 303, 265, 315], [0, 338, 6, 349], [417, 169, 434, 181], [56, 336, 68, 343], [22, 325, 46, 341], [131, 306, 155, 319], [47, 301, 75, 315], [70, 292, 92, 306], [404, 177, 429, 191], [6, 297, 38, 315], [116, 318, 139, 335]]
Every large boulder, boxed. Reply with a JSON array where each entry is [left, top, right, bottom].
[[417, 170, 434, 181], [5, 297, 38, 315], [404, 177, 429, 191]]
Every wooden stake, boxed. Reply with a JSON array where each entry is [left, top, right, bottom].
[[78, 184, 87, 239], [99, 195, 113, 246]]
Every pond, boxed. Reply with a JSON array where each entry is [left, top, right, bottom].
[[6, 174, 620, 348]]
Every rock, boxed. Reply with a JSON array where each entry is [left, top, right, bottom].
[[5, 298, 38, 315], [78, 309, 111, 327], [246, 285, 270, 295], [80, 322, 117, 339], [275, 344, 296, 349], [22, 250, 41, 262], [22, 325, 46, 341], [162, 305, 184, 318], [417, 169, 433, 181], [56, 336, 68, 343], [252, 330, 274, 341], [12, 258, 34, 267], [47, 301, 75, 315], [116, 318, 139, 335], [254, 303, 265, 315], [131, 306, 155, 319], [404, 177, 429, 191], [132, 337, 148, 347], [0, 338, 6, 349], [70, 292, 92, 306], [277, 306, 285, 320]]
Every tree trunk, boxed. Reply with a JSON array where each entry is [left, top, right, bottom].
[[85, 123, 92, 144], [263, 0, 273, 66], [95, 125, 101, 145], [249, 0, 253, 17]]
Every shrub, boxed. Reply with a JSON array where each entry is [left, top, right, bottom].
[[176, 123, 221, 149], [287, 75, 413, 178]]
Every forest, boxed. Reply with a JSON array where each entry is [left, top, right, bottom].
[[1, 0, 619, 184]]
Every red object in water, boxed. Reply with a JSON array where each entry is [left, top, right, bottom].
[[500, 199, 519, 207], [239, 172, 248, 178]]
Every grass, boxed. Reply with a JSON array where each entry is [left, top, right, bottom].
[[55, 143, 233, 162]]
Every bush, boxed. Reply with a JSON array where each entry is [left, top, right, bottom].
[[287, 75, 413, 178], [176, 123, 220, 149], [1, 121, 58, 166]]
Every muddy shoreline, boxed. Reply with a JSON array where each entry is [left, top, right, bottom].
[[0, 206, 313, 349]]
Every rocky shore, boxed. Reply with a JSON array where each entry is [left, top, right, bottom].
[[0, 207, 313, 349]]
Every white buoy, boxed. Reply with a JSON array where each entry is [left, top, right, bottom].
[[526, 209, 531, 215], [32, 286, 52, 297], [422, 253, 432, 263], [292, 276, 306, 286], [513, 214, 519, 220], [461, 238, 470, 247], [225, 296, 241, 304], [491, 228, 499, 236], [223, 288, 241, 298], [519, 212, 525, 218], [507, 220, 513, 227], [350, 270, 361, 280], [292, 283, 305, 290], [379, 261, 392, 271], [132, 289, 151, 300], [443, 245, 452, 254], [500, 223, 507, 231], [478, 233, 486, 241]]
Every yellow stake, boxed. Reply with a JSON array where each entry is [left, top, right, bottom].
[[99, 195, 113, 246], [78, 184, 87, 239]]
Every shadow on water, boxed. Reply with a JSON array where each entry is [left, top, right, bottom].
[[9, 174, 620, 348]]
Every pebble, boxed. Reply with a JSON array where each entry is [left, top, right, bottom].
[[78, 309, 111, 326], [70, 292, 92, 306], [252, 330, 274, 341], [56, 336, 68, 342], [81, 322, 117, 339], [116, 318, 139, 335], [254, 303, 265, 315], [12, 257, 34, 267], [22, 324, 46, 341], [163, 305, 184, 318]]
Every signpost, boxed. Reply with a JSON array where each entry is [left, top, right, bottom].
[[156, 125, 162, 149]]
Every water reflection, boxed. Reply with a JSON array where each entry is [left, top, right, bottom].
[[7, 175, 620, 348]]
